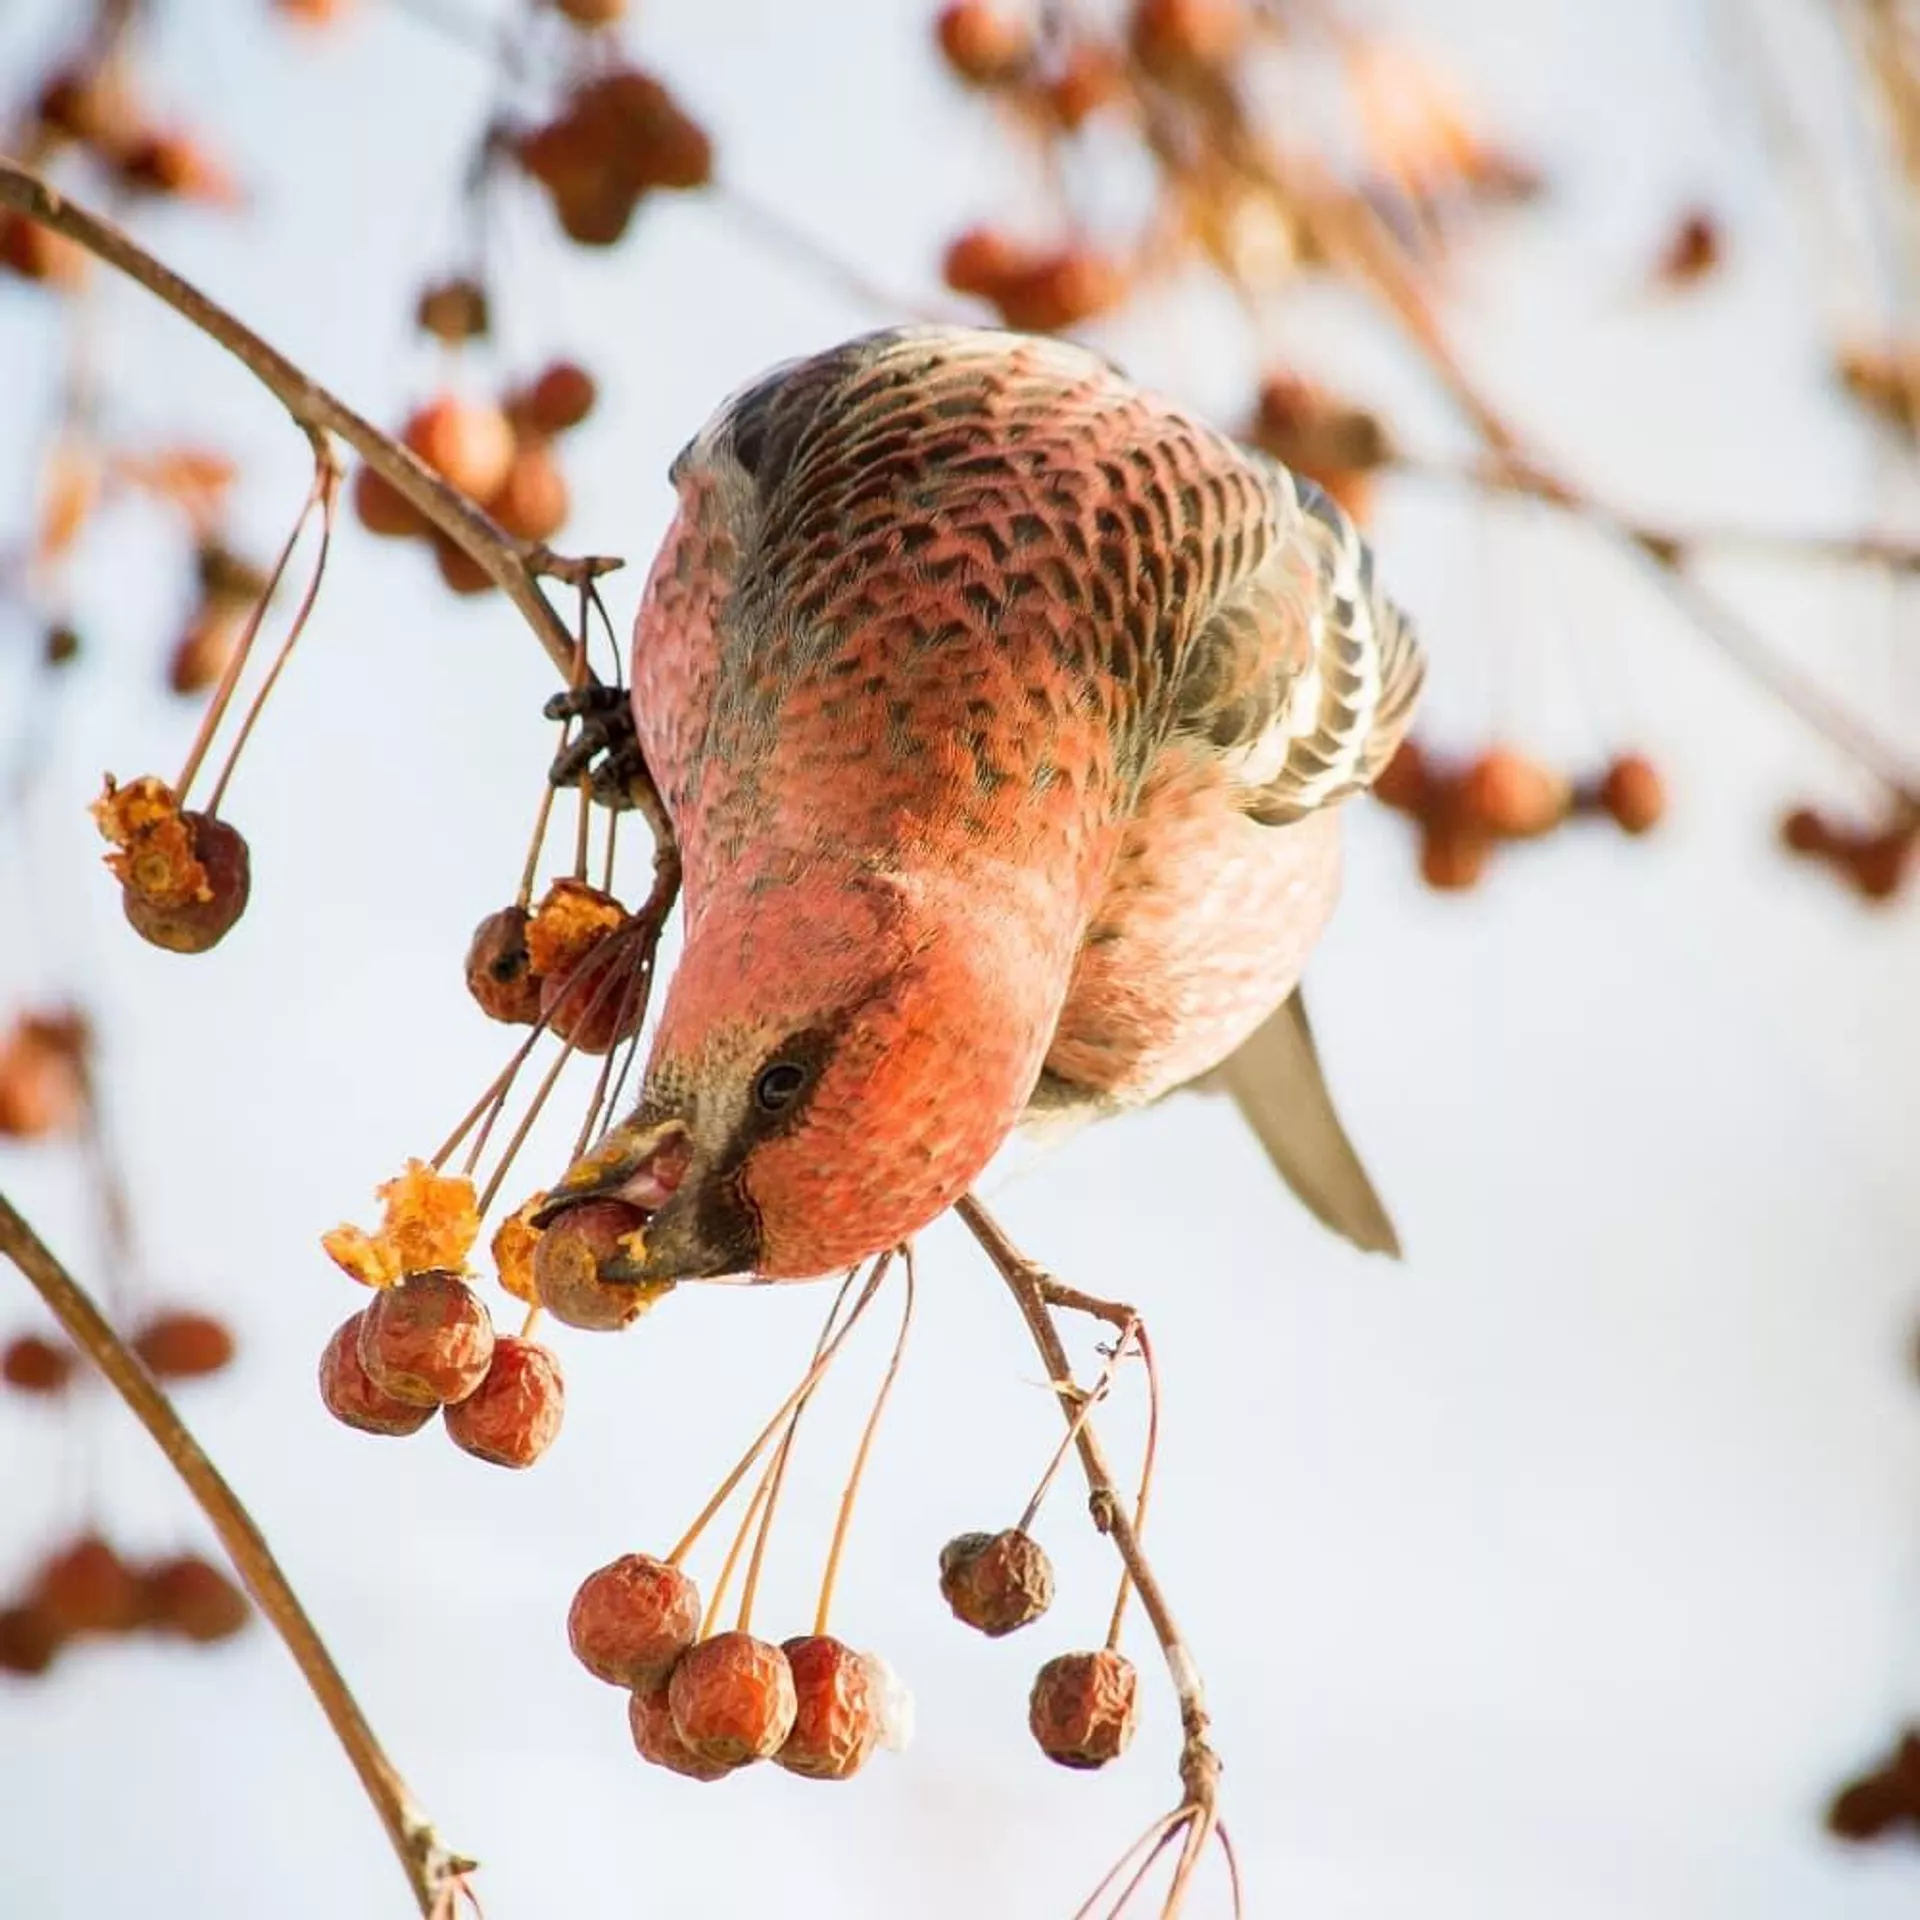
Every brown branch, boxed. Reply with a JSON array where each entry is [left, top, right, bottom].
[[955, 1194, 1220, 1915], [0, 1190, 472, 1916], [0, 157, 613, 685]]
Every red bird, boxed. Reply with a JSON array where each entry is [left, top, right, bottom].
[[544, 327, 1423, 1280]]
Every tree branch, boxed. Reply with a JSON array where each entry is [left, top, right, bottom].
[[0, 1190, 471, 1917]]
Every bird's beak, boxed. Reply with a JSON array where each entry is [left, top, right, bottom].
[[531, 1116, 693, 1227]]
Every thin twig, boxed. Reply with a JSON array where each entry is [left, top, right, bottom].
[[0, 1191, 471, 1916]]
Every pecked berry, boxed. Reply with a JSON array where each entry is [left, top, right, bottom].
[[533, 1199, 669, 1331], [33, 1535, 145, 1636], [539, 933, 646, 1055], [464, 906, 542, 1026], [938, 1527, 1054, 1636], [318, 1310, 436, 1437], [3, 1333, 77, 1395], [628, 1674, 734, 1781], [92, 774, 252, 955], [776, 1636, 883, 1780], [130, 1309, 236, 1380], [358, 1269, 495, 1407], [568, 1554, 702, 1688], [140, 1554, 250, 1643], [669, 1632, 798, 1767], [1028, 1649, 1139, 1769], [443, 1336, 564, 1467]]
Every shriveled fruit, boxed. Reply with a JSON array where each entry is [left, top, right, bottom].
[[1028, 1649, 1139, 1769], [1457, 747, 1570, 840], [465, 905, 542, 1025], [443, 1336, 564, 1467], [628, 1675, 734, 1781], [777, 1636, 883, 1780], [130, 1309, 236, 1380], [403, 394, 517, 502], [93, 777, 252, 955], [1597, 754, 1665, 835], [34, 1535, 144, 1635], [317, 1311, 436, 1437], [938, 1527, 1054, 1636], [669, 1632, 798, 1767], [3, 1334, 77, 1395], [533, 1199, 668, 1331], [141, 1554, 250, 1643], [0, 1604, 63, 1676], [539, 932, 645, 1055], [358, 1269, 495, 1406], [568, 1554, 701, 1688]]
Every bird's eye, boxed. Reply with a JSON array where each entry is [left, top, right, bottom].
[[753, 1061, 809, 1113]]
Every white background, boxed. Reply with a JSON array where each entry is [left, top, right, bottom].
[[1, 1, 1918, 1915]]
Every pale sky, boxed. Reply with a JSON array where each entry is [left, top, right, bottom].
[[1, 1, 1918, 1916]]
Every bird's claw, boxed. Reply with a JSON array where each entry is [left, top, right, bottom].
[[545, 684, 646, 812]]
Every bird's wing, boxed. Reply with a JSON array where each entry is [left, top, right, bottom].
[[1171, 459, 1424, 827], [1198, 986, 1402, 1257]]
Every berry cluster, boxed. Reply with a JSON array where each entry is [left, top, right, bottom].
[[1372, 739, 1666, 891], [465, 878, 649, 1055]]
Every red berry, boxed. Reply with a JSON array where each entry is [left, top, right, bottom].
[[140, 1554, 250, 1643], [1369, 738, 1430, 815], [938, 1528, 1054, 1636], [357, 1269, 495, 1407], [990, 246, 1129, 333], [403, 394, 517, 502], [628, 1674, 734, 1781], [524, 361, 598, 434], [1597, 754, 1666, 835], [776, 1636, 883, 1781], [1845, 826, 1914, 902], [1028, 1649, 1139, 1769], [130, 1309, 236, 1380], [669, 1632, 798, 1767], [943, 226, 1033, 299], [352, 465, 428, 540], [167, 607, 240, 697], [1129, 0, 1248, 81], [1780, 806, 1832, 857], [443, 1336, 564, 1467], [936, 2, 1034, 85], [464, 906, 542, 1025], [2, 1333, 77, 1395], [533, 1200, 667, 1331], [487, 443, 570, 543], [120, 812, 250, 954], [318, 1310, 436, 1437], [539, 933, 646, 1055], [431, 532, 497, 597], [0, 1603, 63, 1676], [1457, 747, 1570, 839], [1418, 820, 1489, 891], [414, 276, 490, 345], [33, 1535, 145, 1636], [568, 1554, 702, 1688]]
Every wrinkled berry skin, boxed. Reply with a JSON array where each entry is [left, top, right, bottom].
[[938, 1527, 1054, 1637], [533, 1200, 664, 1331], [776, 1635, 883, 1781], [121, 812, 250, 954], [357, 1269, 495, 1406], [443, 1336, 564, 1467], [1028, 1649, 1139, 1769], [669, 1631, 798, 1767], [568, 1554, 701, 1688], [627, 1675, 733, 1781], [318, 1311, 436, 1437]]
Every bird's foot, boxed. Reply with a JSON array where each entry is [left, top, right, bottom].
[[544, 684, 647, 813]]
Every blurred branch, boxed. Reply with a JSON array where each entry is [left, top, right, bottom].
[[955, 1194, 1222, 1917], [0, 1190, 473, 1917]]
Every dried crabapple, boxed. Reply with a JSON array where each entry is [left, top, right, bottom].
[[936, 2, 1034, 85], [1457, 747, 1570, 840], [358, 1269, 495, 1407], [1780, 807, 1832, 857], [92, 775, 250, 954], [669, 1632, 798, 1768], [130, 1309, 236, 1380], [318, 1311, 437, 1437], [1827, 1771, 1910, 1841], [523, 361, 597, 434], [0, 1011, 88, 1139], [487, 443, 570, 543], [568, 1554, 702, 1688], [443, 1336, 564, 1467], [992, 246, 1130, 334], [140, 1554, 250, 1643], [1596, 754, 1665, 835], [352, 465, 428, 540], [3, 1334, 77, 1395], [403, 394, 517, 502], [0, 211, 89, 290], [628, 1675, 734, 1781], [33, 1535, 145, 1636], [432, 532, 496, 597], [1028, 1649, 1139, 1769], [0, 1604, 63, 1677], [938, 1527, 1054, 1636], [533, 1199, 669, 1331], [118, 131, 238, 204], [1370, 738, 1430, 815], [1845, 827, 1913, 902], [1047, 45, 1127, 128], [776, 1636, 883, 1781], [44, 624, 81, 667], [1418, 820, 1489, 892], [465, 905, 542, 1026], [943, 226, 1032, 299]]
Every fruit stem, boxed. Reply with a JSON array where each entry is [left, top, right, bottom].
[[666, 1262, 887, 1569], [203, 445, 342, 818], [0, 1190, 473, 1915], [812, 1245, 915, 1637], [1015, 1317, 1133, 1539], [1105, 1321, 1161, 1652]]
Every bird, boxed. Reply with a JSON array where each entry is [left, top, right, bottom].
[[539, 324, 1423, 1281]]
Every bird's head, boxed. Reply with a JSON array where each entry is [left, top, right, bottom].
[[535, 870, 1062, 1281]]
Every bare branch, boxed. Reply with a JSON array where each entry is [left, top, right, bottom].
[[0, 1190, 472, 1916]]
